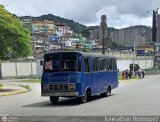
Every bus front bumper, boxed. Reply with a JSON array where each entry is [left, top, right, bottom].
[[41, 92, 79, 97]]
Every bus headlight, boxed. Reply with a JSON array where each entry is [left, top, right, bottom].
[[69, 84, 75, 91]]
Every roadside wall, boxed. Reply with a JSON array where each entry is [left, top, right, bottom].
[[0, 59, 154, 79], [117, 59, 153, 71], [0, 62, 36, 78]]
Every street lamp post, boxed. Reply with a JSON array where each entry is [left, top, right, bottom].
[[152, 9, 158, 68], [148, 8, 159, 68], [28, 16, 33, 76], [100, 15, 107, 54], [133, 40, 135, 76]]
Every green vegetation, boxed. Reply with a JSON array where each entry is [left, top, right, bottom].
[[118, 74, 138, 81], [81, 28, 90, 38], [0, 84, 3, 88], [0, 4, 32, 61], [129, 64, 140, 71], [19, 85, 30, 89], [18, 79, 40, 83], [20, 14, 86, 33], [118, 75, 123, 80]]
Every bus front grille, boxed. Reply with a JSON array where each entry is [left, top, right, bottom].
[[47, 83, 75, 91]]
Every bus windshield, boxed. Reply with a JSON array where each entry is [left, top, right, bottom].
[[44, 52, 80, 72]]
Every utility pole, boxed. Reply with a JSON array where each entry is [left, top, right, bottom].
[[100, 15, 107, 54], [152, 9, 158, 43], [152, 8, 159, 68], [147, 8, 159, 68], [28, 16, 33, 76], [45, 20, 50, 53], [133, 40, 135, 76]]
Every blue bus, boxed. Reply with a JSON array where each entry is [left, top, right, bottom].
[[41, 51, 118, 104]]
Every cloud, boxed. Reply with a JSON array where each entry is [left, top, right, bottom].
[[0, 0, 159, 28]]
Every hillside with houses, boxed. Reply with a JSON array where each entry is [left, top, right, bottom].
[[19, 14, 153, 59]]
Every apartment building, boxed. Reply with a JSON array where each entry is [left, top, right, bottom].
[[109, 26, 152, 47]]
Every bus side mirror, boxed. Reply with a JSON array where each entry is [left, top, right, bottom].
[[40, 60, 44, 66]]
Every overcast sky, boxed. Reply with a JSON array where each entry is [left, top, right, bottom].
[[0, 0, 160, 28]]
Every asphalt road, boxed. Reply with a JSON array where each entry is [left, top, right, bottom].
[[0, 75, 160, 117]]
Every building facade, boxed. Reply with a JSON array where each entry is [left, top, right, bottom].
[[109, 26, 152, 47], [21, 18, 74, 58], [156, 14, 160, 42]]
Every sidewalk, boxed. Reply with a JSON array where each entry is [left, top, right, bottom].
[[0, 83, 30, 96]]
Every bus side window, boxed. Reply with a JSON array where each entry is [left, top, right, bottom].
[[99, 58, 106, 71], [84, 58, 90, 72], [106, 60, 108, 71], [106, 60, 110, 70], [104, 59, 107, 71], [77, 56, 82, 72], [92, 58, 96, 72], [96, 58, 99, 71], [108, 59, 113, 71], [113, 59, 117, 70], [99, 59, 103, 71], [92, 58, 99, 72]]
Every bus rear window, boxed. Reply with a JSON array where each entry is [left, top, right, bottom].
[[44, 52, 79, 72], [44, 53, 60, 72]]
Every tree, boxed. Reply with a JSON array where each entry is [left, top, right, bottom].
[[129, 64, 140, 71], [0, 5, 32, 61], [81, 28, 90, 38]]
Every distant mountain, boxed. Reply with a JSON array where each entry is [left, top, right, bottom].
[[88, 25, 151, 35], [88, 25, 118, 36], [19, 14, 87, 33], [119, 25, 151, 30], [19, 14, 151, 37]]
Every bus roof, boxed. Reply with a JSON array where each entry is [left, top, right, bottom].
[[45, 51, 116, 59]]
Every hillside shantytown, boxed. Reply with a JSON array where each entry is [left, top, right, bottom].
[[20, 14, 159, 59]]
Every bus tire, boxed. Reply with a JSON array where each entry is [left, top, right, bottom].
[[79, 92, 88, 103], [50, 96, 59, 104], [106, 86, 111, 97], [101, 86, 111, 97]]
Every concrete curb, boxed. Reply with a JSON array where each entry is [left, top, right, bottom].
[[0, 85, 31, 97], [119, 78, 139, 84]]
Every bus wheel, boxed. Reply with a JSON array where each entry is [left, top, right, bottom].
[[50, 96, 59, 104], [101, 86, 111, 97], [106, 86, 111, 97], [79, 92, 88, 103]]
